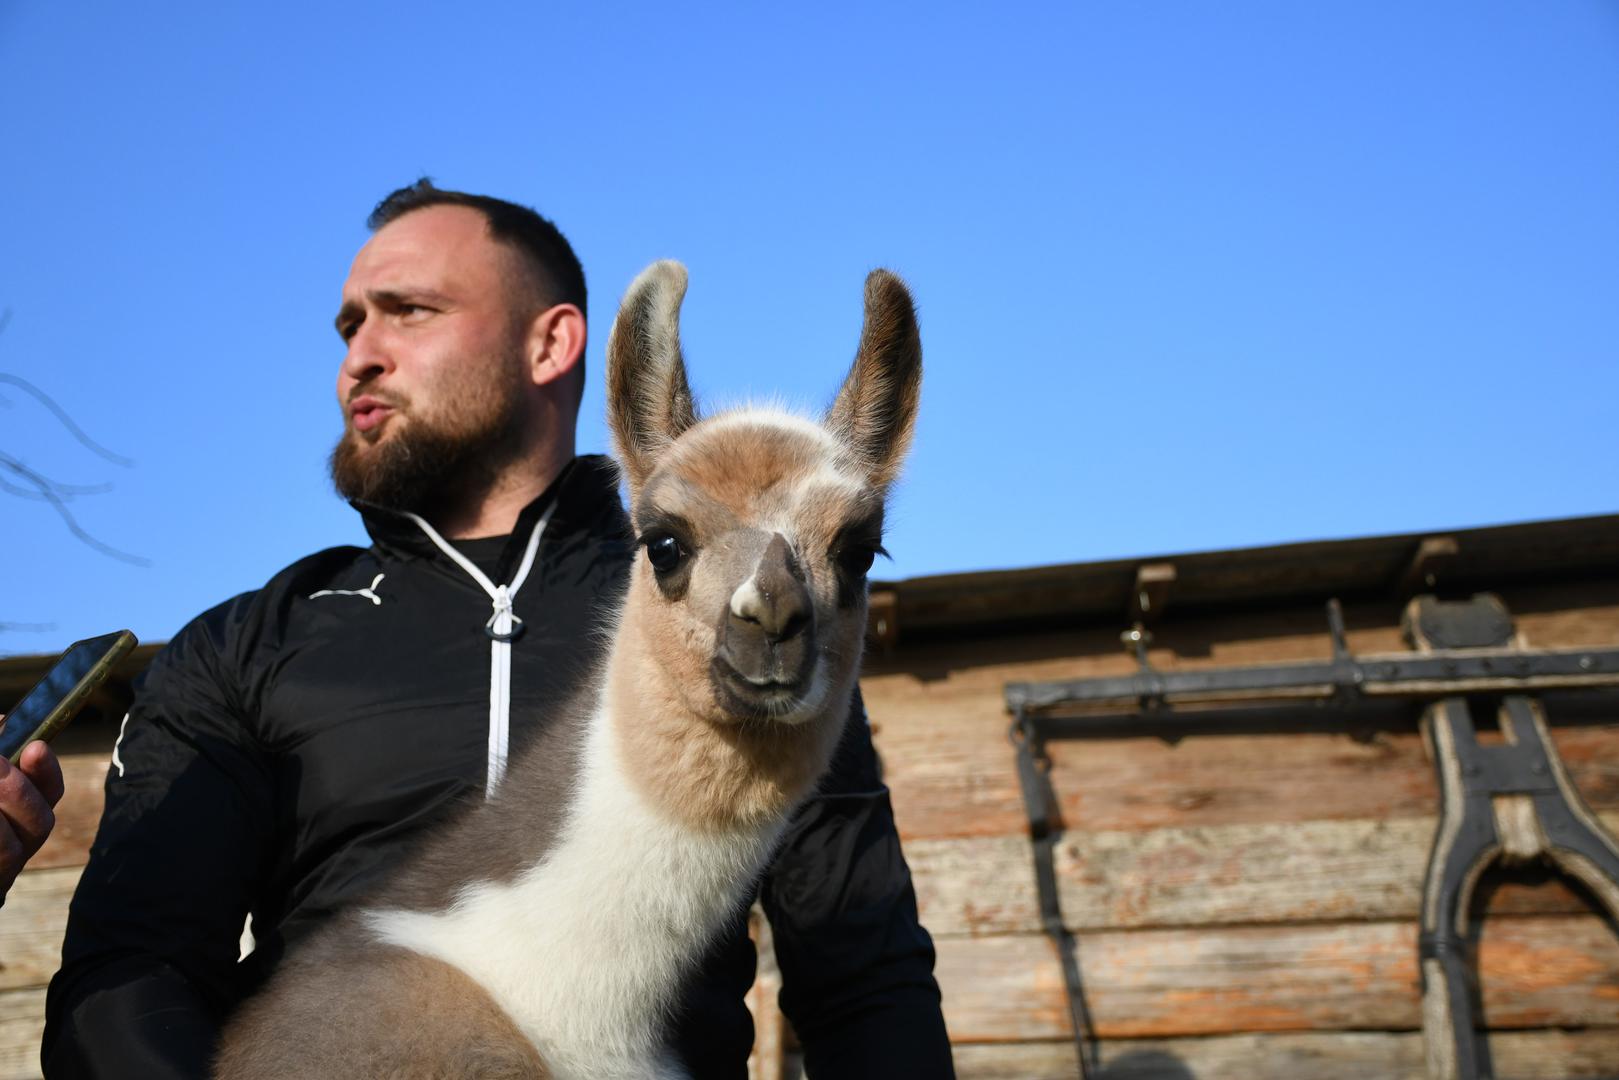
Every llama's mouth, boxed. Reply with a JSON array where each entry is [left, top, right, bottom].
[[709, 656, 813, 720]]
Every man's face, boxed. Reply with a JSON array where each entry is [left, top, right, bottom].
[[329, 204, 535, 511]]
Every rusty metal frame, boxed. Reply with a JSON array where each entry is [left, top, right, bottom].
[[1004, 596, 1619, 1080]]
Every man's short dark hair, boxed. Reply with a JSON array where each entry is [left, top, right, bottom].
[[368, 179, 588, 324]]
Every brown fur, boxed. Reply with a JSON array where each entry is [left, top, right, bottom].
[[217, 918, 549, 1080], [601, 264, 922, 831], [372, 701, 593, 910], [824, 270, 923, 489]]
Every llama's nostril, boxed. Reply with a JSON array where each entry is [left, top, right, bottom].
[[771, 609, 810, 644]]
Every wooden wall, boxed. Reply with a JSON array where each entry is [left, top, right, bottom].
[[3, 581, 1618, 1078], [857, 581, 1619, 1078]]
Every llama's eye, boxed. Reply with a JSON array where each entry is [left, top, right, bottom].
[[644, 534, 686, 574], [837, 545, 878, 578]]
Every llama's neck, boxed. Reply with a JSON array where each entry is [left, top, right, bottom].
[[362, 698, 790, 1079], [602, 597, 851, 832]]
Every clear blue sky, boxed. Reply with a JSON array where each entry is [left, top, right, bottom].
[[2, 2, 1616, 657]]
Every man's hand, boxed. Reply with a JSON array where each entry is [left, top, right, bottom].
[[0, 730, 65, 901]]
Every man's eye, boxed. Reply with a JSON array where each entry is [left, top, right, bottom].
[[643, 534, 687, 574]]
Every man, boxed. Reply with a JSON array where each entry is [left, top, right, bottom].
[[44, 181, 954, 1078], [0, 738, 63, 904]]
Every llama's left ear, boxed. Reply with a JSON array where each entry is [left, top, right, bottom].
[[606, 261, 699, 501], [825, 269, 922, 491]]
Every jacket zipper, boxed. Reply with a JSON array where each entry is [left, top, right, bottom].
[[401, 505, 556, 796]]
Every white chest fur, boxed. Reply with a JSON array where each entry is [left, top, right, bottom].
[[363, 713, 783, 1080]]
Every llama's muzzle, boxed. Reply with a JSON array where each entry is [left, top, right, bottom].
[[712, 533, 816, 714]]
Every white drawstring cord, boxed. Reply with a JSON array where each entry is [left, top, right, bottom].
[[403, 503, 557, 797]]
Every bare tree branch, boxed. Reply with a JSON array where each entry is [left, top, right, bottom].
[[0, 621, 57, 635], [0, 371, 135, 468], [0, 472, 114, 500], [0, 452, 150, 566], [1, 310, 150, 570]]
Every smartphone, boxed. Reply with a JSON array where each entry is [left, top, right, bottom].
[[0, 630, 138, 765]]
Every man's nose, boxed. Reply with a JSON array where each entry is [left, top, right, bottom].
[[339, 321, 392, 386]]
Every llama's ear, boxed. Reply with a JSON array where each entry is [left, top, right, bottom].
[[825, 269, 922, 491], [606, 261, 699, 499]]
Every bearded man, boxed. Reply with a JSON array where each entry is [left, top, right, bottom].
[[43, 181, 954, 1078]]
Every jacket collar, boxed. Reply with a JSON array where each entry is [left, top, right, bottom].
[[355, 455, 627, 578]]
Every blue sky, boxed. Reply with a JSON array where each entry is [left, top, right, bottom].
[[2, 2, 1616, 657]]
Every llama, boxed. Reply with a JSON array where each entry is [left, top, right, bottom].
[[213, 260, 922, 1080]]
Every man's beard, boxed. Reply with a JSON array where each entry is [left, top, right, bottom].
[[329, 384, 527, 516]]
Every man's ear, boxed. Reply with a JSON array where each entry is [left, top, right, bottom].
[[606, 261, 699, 501], [525, 303, 587, 390]]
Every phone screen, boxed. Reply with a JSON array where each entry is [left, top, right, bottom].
[[0, 631, 136, 761]]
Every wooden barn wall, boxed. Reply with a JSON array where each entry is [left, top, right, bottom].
[[855, 579, 1619, 1078], [2, 579, 1617, 1078]]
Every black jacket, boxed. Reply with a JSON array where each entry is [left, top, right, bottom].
[[44, 455, 952, 1078]]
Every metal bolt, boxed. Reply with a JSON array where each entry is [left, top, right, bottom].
[[1579, 655, 1594, 670]]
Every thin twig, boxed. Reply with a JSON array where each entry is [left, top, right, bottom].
[[0, 372, 135, 468], [0, 472, 114, 501], [0, 621, 56, 634], [0, 453, 150, 566]]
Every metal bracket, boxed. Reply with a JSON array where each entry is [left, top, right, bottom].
[[1001, 593, 1619, 1080], [1009, 708, 1096, 1078], [1413, 599, 1619, 1080]]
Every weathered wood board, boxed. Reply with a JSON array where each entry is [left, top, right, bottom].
[[28, 755, 109, 873], [0, 988, 46, 1080], [907, 812, 1619, 938], [933, 917, 1619, 1042], [952, 1030, 1619, 1080], [0, 870, 74, 994]]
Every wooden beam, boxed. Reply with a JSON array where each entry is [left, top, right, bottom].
[[30, 754, 109, 871], [934, 916, 1619, 1042], [865, 588, 900, 653], [1396, 536, 1460, 598], [0, 987, 47, 1080], [876, 706, 1619, 841], [906, 812, 1619, 938], [1129, 563, 1176, 625], [0, 868, 76, 992], [951, 1029, 1619, 1080]]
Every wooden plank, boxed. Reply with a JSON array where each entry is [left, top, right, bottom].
[[865, 595, 1619, 841], [909, 813, 1619, 938], [0, 987, 44, 1080], [865, 629, 1619, 841], [0, 869, 76, 993], [30, 755, 108, 872], [1509, 587, 1619, 651], [953, 1029, 1619, 1080], [935, 916, 1619, 1041], [876, 686, 1619, 841], [745, 907, 788, 1080]]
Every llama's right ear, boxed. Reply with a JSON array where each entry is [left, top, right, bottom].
[[825, 269, 922, 492], [606, 261, 699, 501]]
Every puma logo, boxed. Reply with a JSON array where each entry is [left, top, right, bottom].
[[309, 573, 386, 606]]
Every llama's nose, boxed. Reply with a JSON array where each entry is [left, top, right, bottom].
[[729, 533, 811, 643]]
